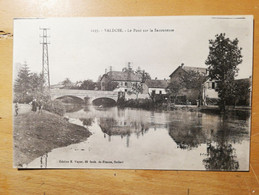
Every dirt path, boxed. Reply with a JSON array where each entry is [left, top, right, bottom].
[[13, 103, 31, 115]]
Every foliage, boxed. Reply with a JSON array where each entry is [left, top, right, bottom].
[[79, 79, 96, 90], [233, 79, 251, 106], [103, 80, 119, 91], [205, 33, 242, 111], [131, 83, 143, 99], [43, 99, 65, 116], [14, 63, 44, 103], [203, 143, 239, 171], [118, 98, 155, 110], [167, 79, 184, 104], [167, 70, 204, 104], [62, 78, 73, 89], [122, 65, 151, 82], [135, 69, 151, 82]]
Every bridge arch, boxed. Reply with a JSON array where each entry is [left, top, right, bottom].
[[92, 97, 117, 107], [55, 95, 84, 104]]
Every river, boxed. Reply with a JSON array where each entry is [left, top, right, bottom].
[[25, 104, 251, 171]]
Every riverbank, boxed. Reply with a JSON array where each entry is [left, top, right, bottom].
[[117, 98, 251, 113], [13, 109, 92, 167]]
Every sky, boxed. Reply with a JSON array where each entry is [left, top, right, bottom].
[[13, 16, 253, 84]]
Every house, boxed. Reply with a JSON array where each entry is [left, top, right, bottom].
[[50, 82, 65, 89], [142, 79, 168, 95], [202, 79, 219, 105], [169, 63, 207, 104], [169, 63, 207, 81], [203, 77, 252, 106], [100, 70, 142, 92]]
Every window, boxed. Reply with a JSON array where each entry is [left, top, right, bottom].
[[152, 90, 156, 95], [125, 89, 127, 92], [212, 82, 215, 89], [159, 90, 162, 94], [125, 82, 128, 87]]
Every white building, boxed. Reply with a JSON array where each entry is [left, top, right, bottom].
[[142, 79, 168, 95]]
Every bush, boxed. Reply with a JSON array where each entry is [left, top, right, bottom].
[[43, 100, 65, 116], [14, 94, 33, 104], [118, 98, 155, 110]]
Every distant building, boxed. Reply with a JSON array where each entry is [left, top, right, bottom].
[[169, 63, 207, 82], [50, 82, 65, 89], [142, 79, 168, 95], [169, 63, 207, 104], [100, 71, 142, 92], [203, 77, 252, 106]]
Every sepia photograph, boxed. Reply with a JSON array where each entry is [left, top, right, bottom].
[[12, 16, 253, 170]]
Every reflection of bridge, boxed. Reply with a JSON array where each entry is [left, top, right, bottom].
[[50, 89, 119, 103]]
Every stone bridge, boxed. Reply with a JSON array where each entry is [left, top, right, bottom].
[[50, 89, 119, 103]]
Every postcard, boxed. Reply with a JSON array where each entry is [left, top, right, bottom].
[[13, 16, 253, 170]]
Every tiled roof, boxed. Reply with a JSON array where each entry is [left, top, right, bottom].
[[145, 79, 168, 88], [169, 65, 207, 78], [182, 66, 207, 74], [106, 71, 142, 82]]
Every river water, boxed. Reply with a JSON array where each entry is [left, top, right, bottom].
[[25, 105, 251, 171]]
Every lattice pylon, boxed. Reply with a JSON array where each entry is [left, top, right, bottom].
[[40, 28, 50, 89]]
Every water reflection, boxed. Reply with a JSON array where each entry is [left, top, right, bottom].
[[98, 117, 150, 147], [40, 153, 48, 169], [203, 143, 239, 171], [167, 112, 250, 151], [27, 105, 250, 171], [80, 118, 94, 126], [63, 103, 83, 113]]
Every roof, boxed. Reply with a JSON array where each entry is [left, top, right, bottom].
[[145, 79, 168, 88], [182, 66, 207, 74], [169, 65, 207, 78], [103, 71, 142, 82]]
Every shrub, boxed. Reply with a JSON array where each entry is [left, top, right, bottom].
[[118, 98, 155, 110], [43, 100, 65, 116]]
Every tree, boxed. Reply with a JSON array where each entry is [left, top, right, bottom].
[[135, 69, 151, 82], [62, 78, 73, 89], [131, 83, 143, 99], [122, 64, 151, 82], [105, 80, 118, 91], [14, 63, 45, 103], [167, 70, 205, 104], [80, 80, 96, 90], [30, 73, 44, 93], [167, 80, 183, 104], [14, 63, 32, 102], [233, 79, 251, 106], [205, 33, 242, 111]]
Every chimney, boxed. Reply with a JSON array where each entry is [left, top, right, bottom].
[[128, 62, 131, 69], [155, 77, 157, 80], [181, 63, 184, 67], [105, 68, 107, 74]]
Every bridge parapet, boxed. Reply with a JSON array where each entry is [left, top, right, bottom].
[[50, 89, 119, 102]]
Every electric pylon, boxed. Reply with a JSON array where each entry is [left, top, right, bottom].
[[40, 28, 50, 89]]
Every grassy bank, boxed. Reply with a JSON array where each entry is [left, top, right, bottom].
[[13, 110, 91, 167]]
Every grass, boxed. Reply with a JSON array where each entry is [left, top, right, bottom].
[[13, 110, 91, 167]]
